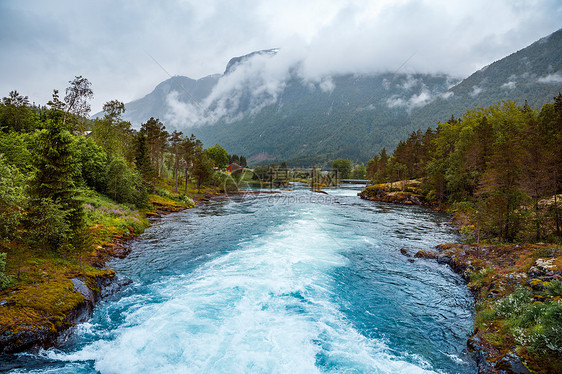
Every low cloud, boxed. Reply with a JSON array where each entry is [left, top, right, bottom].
[[164, 91, 204, 128], [537, 72, 562, 84], [1, 1, 560, 113], [164, 51, 294, 127], [501, 81, 516, 89], [470, 85, 484, 97], [318, 77, 336, 93], [386, 88, 435, 111], [400, 75, 422, 91]]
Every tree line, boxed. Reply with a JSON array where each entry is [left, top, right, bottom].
[[366, 96, 562, 242], [0, 76, 237, 265]]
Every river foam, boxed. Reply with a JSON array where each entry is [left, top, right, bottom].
[[8, 188, 475, 373], [46, 208, 440, 373]]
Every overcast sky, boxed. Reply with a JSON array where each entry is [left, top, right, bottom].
[[1, 0, 561, 113]]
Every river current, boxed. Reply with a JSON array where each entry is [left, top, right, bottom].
[[4, 186, 476, 373]]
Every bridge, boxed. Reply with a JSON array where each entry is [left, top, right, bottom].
[[340, 179, 370, 184]]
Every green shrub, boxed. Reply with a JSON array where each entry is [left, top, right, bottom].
[[495, 288, 562, 355], [545, 281, 562, 297], [25, 198, 71, 253], [530, 301, 562, 354], [154, 187, 171, 198], [495, 288, 532, 317], [106, 157, 148, 207], [0, 154, 26, 242], [179, 195, 195, 207], [74, 137, 108, 192], [0, 252, 11, 290]]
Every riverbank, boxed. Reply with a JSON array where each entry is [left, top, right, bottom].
[[358, 179, 434, 207], [360, 181, 562, 373], [0, 185, 280, 354], [0, 190, 195, 354], [414, 243, 562, 374]]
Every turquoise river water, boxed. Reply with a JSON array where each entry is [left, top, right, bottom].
[[2, 186, 477, 373]]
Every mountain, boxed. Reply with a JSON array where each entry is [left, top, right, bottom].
[[224, 48, 279, 75], [113, 62, 456, 165], [113, 29, 562, 166], [119, 74, 220, 126], [412, 28, 562, 126], [193, 73, 455, 165]]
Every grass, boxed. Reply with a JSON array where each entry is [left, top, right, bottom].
[[1, 184, 197, 349], [431, 241, 562, 371], [82, 189, 149, 246]]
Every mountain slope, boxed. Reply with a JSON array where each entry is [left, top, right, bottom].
[[101, 74, 220, 125], [114, 28, 562, 166], [413, 28, 562, 126], [192, 73, 453, 165]]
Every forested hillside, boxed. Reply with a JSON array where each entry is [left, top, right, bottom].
[[367, 96, 562, 243], [193, 73, 453, 166], [413, 28, 562, 128], [0, 77, 234, 293], [111, 29, 562, 166]]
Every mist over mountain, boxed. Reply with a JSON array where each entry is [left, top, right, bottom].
[[112, 28, 562, 166], [413, 27, 562, 126], [122, 74, 220, 129], [193, 73, 455, 165]]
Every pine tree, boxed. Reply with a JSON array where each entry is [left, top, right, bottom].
[[168, 130, 183, 192], [141, 117, 168, 186], [29, 118, 83, 251], [134, 128, 154, 187]]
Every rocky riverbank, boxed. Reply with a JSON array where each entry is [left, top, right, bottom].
[[0, 196, 193, 354], [0, 269, 128, 354], [360, 181, 562, 373], [410, 242, 561, 373], [358, 180, 433, 207]]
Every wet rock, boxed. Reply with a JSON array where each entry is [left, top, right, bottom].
[[1, 274, 131, 354], [468, 334, 531, 374], [493, 353, 532, 374], [414, 250, 436, 259], [468, 334, 496, 373], [98, 276, 132, 299], [0, 325, 56, 354], [400, 248, 411, 257], [71, 278, 95, 303], [112, 245, 131, 259]]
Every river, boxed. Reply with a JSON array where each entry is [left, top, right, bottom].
[[5, 185, 476, 373]]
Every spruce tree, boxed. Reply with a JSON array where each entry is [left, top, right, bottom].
[[29, 118, 83, 251]]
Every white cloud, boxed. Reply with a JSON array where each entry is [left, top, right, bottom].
[[385, 88, 435, 110], [400, 75, 422, 91], [164, 91, 204, 128], [440, 91, 454, 99], [501, 81, 516, 89], [537, 72, 562, 83], [409, 90, 433, 107], [318, 77, 336, 93], [386, 96, 407, 109], [0, 0, 561, 113], [163, 51, 294, 126], [470, 86, 484, 97]]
